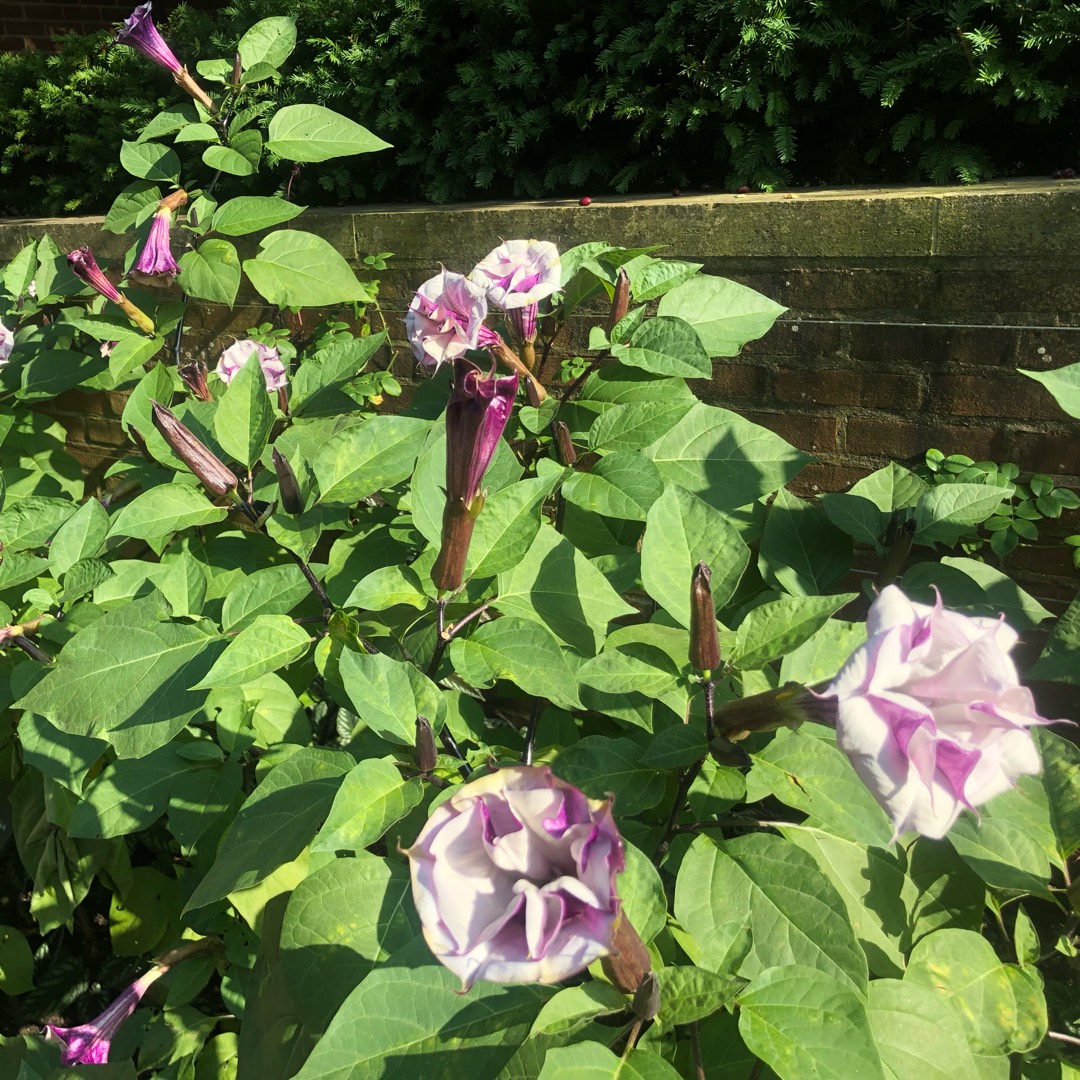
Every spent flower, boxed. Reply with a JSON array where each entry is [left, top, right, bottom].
[[150, 401, 237, 496], [823, 585, 1051, 839], [131, 190, 186, 287], [405, 765, 624, 988]]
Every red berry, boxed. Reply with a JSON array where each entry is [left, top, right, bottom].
[[579, 196, 592, 206], [736, 185, 752, 194]]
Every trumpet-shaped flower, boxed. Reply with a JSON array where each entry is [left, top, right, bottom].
[[131, 206, 180, 285], [470, 240, 561, 311], [405, 269, 496, 369], [824, 585, 1051, 839], [114, 2, 182, 74], [405, 765, 624, 988], [68, 247, 123, 304], [215, 340, 288, 392]]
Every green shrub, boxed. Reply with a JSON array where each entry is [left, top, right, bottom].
[[2, 0, 1078, 216]]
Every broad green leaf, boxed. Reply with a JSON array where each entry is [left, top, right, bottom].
[[552, 736, 665, 815], [610, 316, 711, 378], [495, 524, 635, 654], [0, 496, 76, 552], [657, 967, 741, 1027], [312, 757, 423, 853], [183, 747, 350, 912], [169, 759, 243, 849], [629, 258, 703, 301], [203, 143, 257, 177], [222, 564, 311, 631], [107, 335, 165, 381], [245, 229, 369, 307], [61, 557, 114, 604], [759, 486, 852, 596], [1020, 363, 1080, 419], [0, 925, 34, 994], [732, 593, 856, 671], [110, 866, 173, 956], [640, 483, 748, 627], [17, 713, 108, 792], [267, 104, 392, 162], [467, 475, 561, 580], [344, 564, 428, 610], [1027, 591, 1080, 685], [576, 646, 680, 697], [820, 491, 889, 546], [103, 180, 162, 233], [178, 239, 241, 307], [1036, 727, 1080, 860], [265, 510, 323, 562], [848, 462, 929, 512], [290, 333, 386, 416], [292, 942, 551, 1080], [449, 618, 582, 711], [587, 401, 692, 452], [15, 598, 218, 757], [337, 646, 442, 745], [238, 15, 297, 69], [49, 497, 108, 576], [314, 415, 430, 505], [905, 929, 1047, 1055], [619, 842, 668, 945], [137, 103, 198, 143], [119, 139, 180, 182], [539, 1042, 683, 1080], [108, 484, 228, 541], [154, 551, 208, 617], [212, 196, 305, 237], [280, 855, 420, 1032], [747, 727, 893, 846], [903, 838, 986, 945], [174, 122, 220, 143], [529, 983, 627, 1038], [866, 980, 983, 1080], [913, 484, 1008, 546], [675, 833, 867, 991], [947, 801, 1053, 897], [641, 725, 708, 770], [657, 275, 786, 356], [779, 618, 867, 686], [561, 451, 664, 521], [193, 615, 310, 689], [2, 239, 37, 298], [16, 348, 110, 403], [738, 966, 884, 1080], [214, 346, 274, 467], [644, 403, 809, 511]]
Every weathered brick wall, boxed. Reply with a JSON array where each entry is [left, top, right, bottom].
[[2, 180, 1078, 601]]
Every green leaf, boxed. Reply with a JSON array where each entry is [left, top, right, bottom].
[[193, 614, 310, 689], [138, 103, 199, 142], [738, 966, 885, 1080], [107, 335, 166, 382], [222, 564, 311, 631], [212, 196, 305, 236], [641, 483, 748, 627], [675, 832, 867, 991], [108, 484, 228, 541], [174, 122, 220, 144], [49, 497, 108, 576], [17, 713, 107, 792], [539, 1043, 683, 1080], [280, 855, 420, 1032], [495, 523, 635, 654], [587, 400, 693, 452], [644, 403, 809, 511], [530, 983, 627, 1038], [449, 617, 582, 711], [15, 598, 217, 757], [16, 348, 110, 403], [337, 646, 442, 745], [291, 943, 550, 1080], [759, 487, 852, 596], [914, 484, 1008, 545], [657, 967, 741, 1027], [0, 496, 76, 552], [1019, 363, 1080, 419], [203, 142, 258, 177], [561, 451, 664, 521], [178, 239, 241, 307], [820, 492, 889, 546], [657, 275, 787, 356], [267, 104, 392, 162], [0, 925, 34, 994], [312, 757, 423, 853], [344, 564, 428, 610], [732, 592, 856, 671], [610, 316, 712, 378], [848, 462, 930, 512], [183, 747, 350, 912], [103, 180, 162, 233], [314, 415, 431, 505], [905, 929, 1047, 1054], [1036, 727, 1080, 860], [467, 475, 561, 579], [238, 16, 297, 69], [619, 842, 668, 945], [641, 725, 708, 770], [290, 334, 386, 416], [575, 646, 680, 698], [245, 229, 369, 307], [214, 345, 274, 467], [119, 140, 180, 182], [748, 727, 894, 845], [1027, 590, 1080, 685], [552, 736, 666, 815], [779, 618, 867, 686]]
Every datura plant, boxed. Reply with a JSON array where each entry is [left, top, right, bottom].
[[1, 8, 1079, 1080]]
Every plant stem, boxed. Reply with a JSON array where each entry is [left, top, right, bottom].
[[523, 699, 544, 765], [704, 678, 716, 741], [653, 756, 707, 863], [426, 600, 449, 677], [690, 1022, 706, 1080], [444, 601, 492, 639], [439, 727, 473, 778], [1048, 1031, 1080, 1048]]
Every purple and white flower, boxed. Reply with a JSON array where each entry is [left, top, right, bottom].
[[824, 585, 1051, 839], [215, 340, 288, 393], [405, 765, 625, 988], [0, 320, 13, 366], [405, 269, 497, 369], [470, 240, 561, 311]]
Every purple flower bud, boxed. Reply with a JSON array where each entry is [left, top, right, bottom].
[[272, 447, 304, 514], [114, 2, 182, 74], [405, 269, 490, 369], [822, 585, 1053, 840], [151, 400, 238, 496], [405, 764, 625, 988], [470, 240, 561, 311], [47, 968, 163, 1065], [131, 206, 180, 285], [215, 340, 288, 393], [605, 268, 630, 337], [689, 561, 721, 672], [67, 247, 123, 304], [179, 359, 213, 401], [507, 303, 538, 345]]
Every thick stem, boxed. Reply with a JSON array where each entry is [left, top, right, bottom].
[[690, 1022, 706, 1080], [432, 504, 476, 594], [444, 601, 492, 640], [704, 679, 716, 742]]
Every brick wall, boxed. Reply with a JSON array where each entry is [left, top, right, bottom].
[[2, 179, 1078, 604]]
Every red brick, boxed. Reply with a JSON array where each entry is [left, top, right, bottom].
[[774, 367, 919, 410], [929, 374, 1069, 422], [845, 417, 1004, 461], [84, 416, 130, 449], [940, 327, 1017, 368], [1014, 329, 1080, 372], [702, 362, 767, 404], [1006, 429, 1080, 481], [742, 410, 840, 454], [741, 320, 844, 361], [847, 323, 952, 368], [788, 461, 871, 496]]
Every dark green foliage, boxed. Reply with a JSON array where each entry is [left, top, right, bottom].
[[3, 0, 1079, 215]]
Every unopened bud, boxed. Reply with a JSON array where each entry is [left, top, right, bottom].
[[632, 970, 660, 1021], [151, 401, 237, 496], [604, 269, 630, 337], [272, 448, 304, 514], [414, 715, 438, 773], [231, 51, 243, 85], [601, 914, 652, 996], [179, 359, 212, 402], [553, 421, 577, 466], [689, 561, 721, 673]]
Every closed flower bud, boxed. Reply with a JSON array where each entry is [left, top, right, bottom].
[[179, 359, 212, 402], [272, 448, 304, 514], [605, 268, 630, 337], [413, 715, 438, 774], [689, 561, 721, 673], [632, 970, 661, 1021], [601, 913, 653, 996], [554, 421, 577, 466], [151, 401, 237, 496]]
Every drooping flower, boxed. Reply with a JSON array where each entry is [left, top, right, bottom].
[[405, 764, 625, 988], [47, 967, 164, 1065], [470, 240, 561, 311], [67, 247, 155, 335], [823, 585, 1051, 839], [131, 190, 187, 287], [114, 2, 182, 73], [405, 269, 495, 369], [215, 340, 288, 393], [431, 358, 518, 591], [0, 319, 13, 366]]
